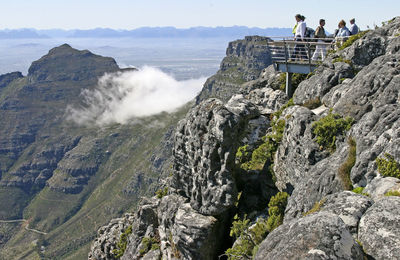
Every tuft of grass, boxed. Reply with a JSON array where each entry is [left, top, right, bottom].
[[302, 97, 322, 110], [303, 198, 326, 217], [384, 190, 400, 197], [333, 57, 352, 65], [338, 30, 370, 50], [312, 111, 354, 153], [376, 153, 400, 178], [338, 137, 356, 190], [352, 187, 369, 197]]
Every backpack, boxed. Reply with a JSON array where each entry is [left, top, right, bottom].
[[304, 27, 316, 41]]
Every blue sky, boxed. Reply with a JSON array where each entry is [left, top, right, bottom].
[[0, 0, 398, 32]]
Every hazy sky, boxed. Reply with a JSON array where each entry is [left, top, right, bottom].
[[0, 0, 398, 32]]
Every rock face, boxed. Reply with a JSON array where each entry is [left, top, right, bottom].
[[172, 97, 258, 215], [88, 213, 135, 260], [91, 18, 400, 260], [0, 71, 23, 89], [320, 191, 373, 237], [255, 212, 364, 260], [358, 197, 400, 259], [196, 36, 273, 103], [364, 176, 400, 200]]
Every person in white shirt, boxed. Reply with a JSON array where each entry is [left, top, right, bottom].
[[349, 18, 359, 35], [291, 14, 308, 60]]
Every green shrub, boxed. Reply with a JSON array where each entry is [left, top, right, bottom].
[[139, 236, 160, 256], [226, 214, 254, 260], [239, 119, 286, 172], [352, 187, 370, 197], [352, 187, 365, 194], [278, 73, 311, 92], [112, 226, 133, 258], [155, 187, 168, 199], [273, 98, 294, 120], [376, 153, 400, 178], [303, 198, 326, 216], [338, 137, 356, 190], [384, 190, 400, 197], [235, 145, 251, 165], [266, 192, 289, 232], [312, 111, 354, 153], [225, 215, 268, 260], [338, 30, 370, 50]]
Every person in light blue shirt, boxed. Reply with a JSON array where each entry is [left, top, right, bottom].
[[349, 18, 359, 35], [337, 20, 350, 37]]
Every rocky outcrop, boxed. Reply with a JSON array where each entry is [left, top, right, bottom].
[[88, 213, 135, 260], [0, 71, 23, 89], [358, 196, 400, 259], [91, 18, 400, 260], [172, 97, 258, 215], [364, 176, 400, 200], [293, 61, 354, 105], [196, 36, 273, 103], [255, 212, 364, 260], [319, 191, 373, 237]]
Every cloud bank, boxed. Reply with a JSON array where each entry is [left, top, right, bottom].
[[67, 66, 205, 126]]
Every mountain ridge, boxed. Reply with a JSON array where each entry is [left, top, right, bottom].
[[0, 26, 292, 39]]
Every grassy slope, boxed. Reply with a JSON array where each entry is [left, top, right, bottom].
[[0, 104, 190, 260]]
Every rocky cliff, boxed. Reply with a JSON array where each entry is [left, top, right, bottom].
[[0, 45, 188, 259], [90, 17, 400, 260]]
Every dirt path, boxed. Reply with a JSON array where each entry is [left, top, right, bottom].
[[0, 219, 48, 235]]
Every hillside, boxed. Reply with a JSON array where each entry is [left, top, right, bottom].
[[0, 45, 190, 259], [89, 17, 400, 260]]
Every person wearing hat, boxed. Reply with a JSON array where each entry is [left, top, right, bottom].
[[349, 18, 359, 35]]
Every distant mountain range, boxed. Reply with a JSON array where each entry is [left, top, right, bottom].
[[0, 26, 292, 39]]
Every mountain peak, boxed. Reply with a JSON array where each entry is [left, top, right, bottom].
[[28, 44, 120, 82]]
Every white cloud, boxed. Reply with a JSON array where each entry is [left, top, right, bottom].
[[67, 66, 205, 126]]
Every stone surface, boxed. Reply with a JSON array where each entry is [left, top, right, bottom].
[[294, 61, 354, 105], [88, 213, 135, 260], [246, 86, 288, 114], [364, 176, 400, 200], [172, 97, 258, 216], [320, 191, 373, 237], [255, 212, 364, 260], [273, 105, 327, 192], [358, 196, 400, 259]]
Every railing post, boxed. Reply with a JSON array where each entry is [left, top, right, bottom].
[[283, 39, 289, 73], [286, 72, 293, 98], [307, 42, 312, 73]]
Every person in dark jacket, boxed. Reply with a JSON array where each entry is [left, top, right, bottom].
[[312, 19, 327, 61]]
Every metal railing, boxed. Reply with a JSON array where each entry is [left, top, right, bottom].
[[266, 36, 336, 64]]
